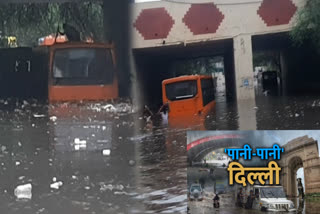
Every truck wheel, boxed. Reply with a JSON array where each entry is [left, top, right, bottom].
[[261, 207, 267, 212]]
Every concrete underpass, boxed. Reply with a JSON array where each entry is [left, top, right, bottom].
[[252, 32, 320, 96], [133, 39, 235, 110]]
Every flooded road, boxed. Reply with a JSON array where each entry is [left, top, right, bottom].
[[0, 99, 187, 213], [207, 93, 320, 130], [2, 92, 320, 213]]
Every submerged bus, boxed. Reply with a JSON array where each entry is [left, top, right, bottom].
[[34, 42, 118, 102], [162, 75, 216, 127]]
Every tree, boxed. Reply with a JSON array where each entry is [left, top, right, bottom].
[[290, 0, 320, 50], [253, 51, 281, 71], [171, 56, 224, 76], [0, 1, 104, 47]]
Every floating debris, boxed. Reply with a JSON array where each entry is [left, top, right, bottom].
[[33, 114, 46, 118], [14, 183, 32, 200], [129, 160, 136, 166], [1, 145, 6, 152], [50, 181, 63, 190], [103, 104, 117, 112], [102, 149, 111, 156], [49, 116, 57, 122], [74, 138, 87, 150], [100, 183, 124, 192]]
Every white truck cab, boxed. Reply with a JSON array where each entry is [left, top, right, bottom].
[[252, 185, 296, 212], [188, 183, 204, 201]]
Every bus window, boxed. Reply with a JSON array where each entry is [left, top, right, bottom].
[[53, 48, 114, 85], [165, 80, 197, 101], [201, 78, 215, 106]]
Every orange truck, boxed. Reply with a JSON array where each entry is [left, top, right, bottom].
[[34, 42, 118, 102], [162, 75, 216, 128]]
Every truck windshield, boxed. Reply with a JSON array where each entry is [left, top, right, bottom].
[[165, 80, 197, 101], [53, 48, 114, 85], [190, 185, 201, 192], [260, 187, 286, 198]]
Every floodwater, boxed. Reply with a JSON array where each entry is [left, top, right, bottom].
[[207, 92, 320, 130], [1, 90, 320, 213], [0, 99, 187, 214]]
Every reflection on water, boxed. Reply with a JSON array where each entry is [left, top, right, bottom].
[[131, 127, 188, 213]]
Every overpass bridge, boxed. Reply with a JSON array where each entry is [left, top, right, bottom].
[[131, 0, 306, 101], [186, 130, 274, 164]]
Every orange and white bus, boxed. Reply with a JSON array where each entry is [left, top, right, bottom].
[[162, 75, 216, 128]]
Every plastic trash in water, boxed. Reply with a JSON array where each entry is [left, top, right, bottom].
[[102, 104, 117, 112], [74, 138, 87, 150], [33, 114, 46, 118], [49, 116, 57, 122], [14, 183, 32, 200], [50, 181, 63, 190], [102, 149, 111, 156]]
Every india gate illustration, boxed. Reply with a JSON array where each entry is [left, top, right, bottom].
[[279, 136, 320, 197]]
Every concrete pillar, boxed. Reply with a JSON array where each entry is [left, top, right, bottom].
[[224, 51, 236, 99], [280, 50, 288, 96], [103, 0, 130, 97], [281, 165, 289, 196], [233, 34, 255, 100]]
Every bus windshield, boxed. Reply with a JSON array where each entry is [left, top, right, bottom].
[[165, 80, 197, 101], [53, 48, 114, 85]]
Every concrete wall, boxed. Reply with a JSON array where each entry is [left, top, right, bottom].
[[104, 0, 130, 97], [131, 0, 306, 100], [131, 0, 305, 49]]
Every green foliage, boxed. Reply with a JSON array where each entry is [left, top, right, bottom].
[[253, 51, 281, 71], [171, 56, 224, 77], [0, 1, 104, 47], [290, 0, 320, 50], [306, 193, 320, 199]]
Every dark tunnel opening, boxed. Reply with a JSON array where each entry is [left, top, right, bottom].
[[132, 39, 235, 112], [0, 47, 48, 101], [252, 32, 320, 96]]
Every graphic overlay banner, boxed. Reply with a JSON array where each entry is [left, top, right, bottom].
[[224, 144, 284, 186]]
